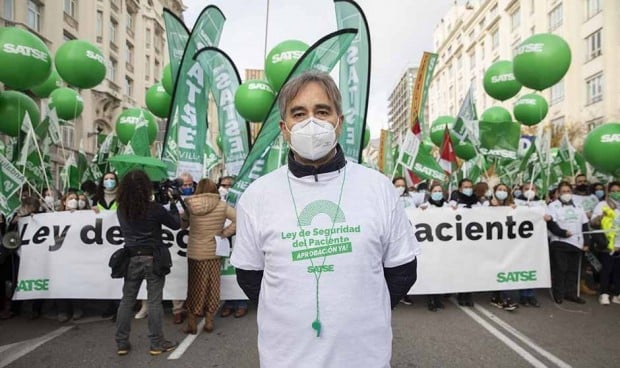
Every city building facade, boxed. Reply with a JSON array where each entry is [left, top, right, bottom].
[[428, 0, 619, 144], [387, 66, 417, 147]]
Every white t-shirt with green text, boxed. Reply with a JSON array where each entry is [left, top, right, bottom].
[[231, 162, 419, 368]]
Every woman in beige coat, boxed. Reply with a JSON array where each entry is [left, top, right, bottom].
[[181, 179, 236, 334]]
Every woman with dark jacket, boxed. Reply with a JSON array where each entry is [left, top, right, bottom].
[[94, 172, 119, 212], [114, 170, 180, 356]]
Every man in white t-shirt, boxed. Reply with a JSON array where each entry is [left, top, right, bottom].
[[231, 71, 420, 368]]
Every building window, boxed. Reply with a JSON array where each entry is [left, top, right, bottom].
[[27, 0, 41, 32], [456, 55, 462, 71], [550, 116, 565, 130], [145, 28, 151, 49], [489, 4, 498, 18], [61, 125, 74, 148], [108, 57, 117, 81], [469, 51, 476, 70], [479, 17, 485, 30], [110, 19, 118, 44], [480, 41, 485, 59], [512, 37, 521, 57], [3, 0, 14, 21], [64, 0, 77, 18], [468, 29, 475, 41], [586, 73, 603, 104], [511, 7, 521, 31], [586, 0, 602, 19], [530, 0, 535, 14], [550, 79, 564, 105], [548, 4, 563, 32], [145, 55, 150, 79], [154, 60, 160, 79], [126, 12, 134, 32], [531, 25, 535, 35], [586, 117, 603, 132], [491, 28, 499, 49], [124, 77, 133, 97], [125, 42, 134, 64], [96, 10, 103, 39], [63, 31, 75, 42], [585, 29, 602, 61]]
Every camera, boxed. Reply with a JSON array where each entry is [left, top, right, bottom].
[[153, 178, 184, 205]]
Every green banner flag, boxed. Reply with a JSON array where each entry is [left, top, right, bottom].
[[397, 131, 446, 182], [15, 113, 52, 188], [0, 153, 26, 217], [194, 47, 251, 176], [335, 0, 371, 163], [161, 6, 225, 180], [452, 85, 478, 144], [203, 130, 221, 175], [227, 29, 358, 206], [379, 129, 394, 175], [262, 135, 289, 175], [478, 121, 521, 160], [162, 8, 190, 84]]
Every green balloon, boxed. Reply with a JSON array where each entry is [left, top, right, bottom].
[[513, 33, 571, 91], [162, 64, 174, 95], [30, 68, 63, 98], [481, 106, 512, 124], [362, 127, 371, 149], [115, 108, 158, 145], [0, 91, 40, 137], [513, 93, 548, 126], [483, 60, 522, 101], [454, 141, 476, 160], [430, 116, 455, 147], [55, 40, 106, 89], [48, 88, 83, 120], [234, 79, 276, 122], [145, 83, 171, 118], [0, 27, 52, 90], [583, 122, 620, 176], [264, 40, 309, 91]]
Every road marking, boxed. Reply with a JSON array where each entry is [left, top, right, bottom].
[[474, 304, 572, 368], [167, 318, 206, 360], [0, 326, 73, 368], [451, 299, 548, 368]]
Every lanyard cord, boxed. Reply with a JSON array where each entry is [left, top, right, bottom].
[[286, 166, 347, 337]]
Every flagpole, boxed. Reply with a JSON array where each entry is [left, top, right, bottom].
[[264, 0, 270, 60]]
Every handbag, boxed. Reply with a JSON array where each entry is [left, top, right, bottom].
[[109, 248, 129, 279], [152, 244, 172, 277]]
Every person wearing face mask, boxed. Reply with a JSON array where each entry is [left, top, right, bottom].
[[474, 182, 492, 206], [77, 193, 90, 210], [392, 177, 416, 209], [571, 174, 599, 218], [489, 184, 520, 311], [512, 185, 523, 201], [230, 71, 419, 368], [41, 187, 60, 212], [546, 182, 590, 304], [94, 172, 119, 212], [591, 181, 620, 305], [419, 183, 448, 311], [217, 176, 234, 201], [592, 183, 606, 202]]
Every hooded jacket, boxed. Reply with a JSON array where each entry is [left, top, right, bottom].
[[181, 193, 236, 260]]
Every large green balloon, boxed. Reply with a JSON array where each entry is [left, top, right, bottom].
[[162, 64, 174, 95], [234, 79, 276, 122], [583, 122, 620, 176], [145, 83, 171, 118], [0, 91, 40, 137], [48, 88, 84, 121], [483, 60, 522, 101], [513, 93, 548, 126], [115, 108, 158, 145], [430, 116, 455, 147], [513, 33, 571, 91], [480, 106, 512, 124], [454, 141, 476, 160], [55, 40, 106, 89], [264, 40, 309, 91], [30, 68, 63, 98], [0, 27, 52, 90]]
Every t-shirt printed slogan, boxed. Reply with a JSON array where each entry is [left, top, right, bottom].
[[280, 200, 361, 269]]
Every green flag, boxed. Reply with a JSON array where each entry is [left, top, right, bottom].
[[227, 29, 358, 206], [379, 129, 394, 175], [452, 85, 478, 145], [162, 8, 190, 83], [335, 0, 371, 163], [397, 131, 446, 182], [161, 6, 225, 180], [478, 121, 521, 160], [262, 135, 289, 175], [203, 130, 221, 175], [0, 154, 26, 218], [194, 47, 251, 176]]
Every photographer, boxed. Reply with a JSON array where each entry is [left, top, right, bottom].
[[114, 170, 180, 356]]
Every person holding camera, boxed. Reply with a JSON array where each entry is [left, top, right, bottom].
[[114, 170, 180, 356]]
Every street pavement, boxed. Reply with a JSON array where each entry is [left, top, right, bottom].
[[1, 292, 619, 368]]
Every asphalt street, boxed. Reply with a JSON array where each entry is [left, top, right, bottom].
[[1, 292, 619, 368]]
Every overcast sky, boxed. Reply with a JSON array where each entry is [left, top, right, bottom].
[[182, 0, 453, 138]]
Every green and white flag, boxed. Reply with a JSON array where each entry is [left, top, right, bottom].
[[16, 113, 52, 187], [452, 85, 478, 145], [163, 8, 191, 83], [194, 47, 251, 176], [262, 135, 289, 175], [335, 0, 371, 163], [397, 130, 446, 183], [0, 154, 24, 217], [60, 153, 79, 191], [478, 121, 521, 160], [161, 6, 225, 180], [203, 130, 221, 176], [380, 129, 395, 176], [227, 29, 359, 206]]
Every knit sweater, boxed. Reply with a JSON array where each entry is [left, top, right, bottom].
[[181, 193, 236, 260]]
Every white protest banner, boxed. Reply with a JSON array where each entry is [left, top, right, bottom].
[[13, 210, 246, 300], [406, 206, 551, 294]]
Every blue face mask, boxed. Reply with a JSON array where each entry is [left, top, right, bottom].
[[103, 179, 116, 190], [181, 187, 194, 196], [595, 190, 605, 199], [431, 192, 443, 202], [461, 188, 473, 197], [513, 190, 522, 198]]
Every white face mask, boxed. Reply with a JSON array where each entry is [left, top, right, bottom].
[[78, 200, 86, 209], [560, 193, 572, 203], [44, 196, 54, 206], [485, 189, 493, 198], [66, 199, 78, 210], [286, 117, 339, 161], [395, 186, 406, 196], [524, 189, 536, 200], [218, 186, 229, 200]]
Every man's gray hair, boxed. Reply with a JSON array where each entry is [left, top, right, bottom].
[[277, 70, 342, 120], [179, 171, 193, 181]]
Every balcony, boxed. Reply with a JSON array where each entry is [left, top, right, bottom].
[[109, 42, 118, 53], [63, 12, 78, 30], [126, 62, 134, 74]]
